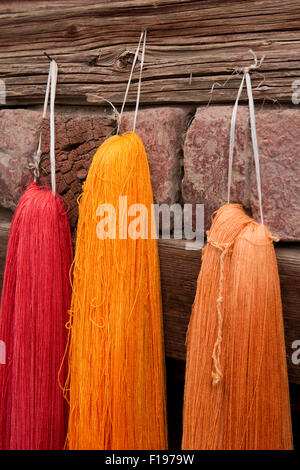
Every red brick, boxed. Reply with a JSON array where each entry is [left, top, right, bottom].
[[0, 109, 42, 210], [252, 108, 300, 240], [182, 105, 300, 241], [182, 106, 251, 229], [120, 107, 193, 204]]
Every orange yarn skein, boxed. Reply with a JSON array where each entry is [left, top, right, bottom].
[[182, 204, 293, 449], [65, 132, 168, 450], [182, 59, 293, 450]]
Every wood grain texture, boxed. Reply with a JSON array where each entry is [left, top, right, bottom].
[[158, 239, 300, 384], [1, 0, 300, 105]]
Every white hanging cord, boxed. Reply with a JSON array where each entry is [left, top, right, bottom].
[[227, 75, 245, 204], [32, 59, 58, 196], [117, 30, 146, 134], [227, 50, 264, 225], [133, 29, 147, 132], [32, 67, 51, 181], [117, 31, 143, 134], [49, 60, 58, 196], [246, 72, 264, 225]]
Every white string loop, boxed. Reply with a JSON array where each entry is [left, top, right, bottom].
[[133, 30, 147, 132], [227, 74, 245, 204], [49, 60, 58, 196], [246, 72, 264, 225], [33, 59, 58, 196], [117, 30, 147, 134], [227, 50, 264, 225]]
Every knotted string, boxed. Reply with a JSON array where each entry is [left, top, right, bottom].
[[117, 29, 147, 134], [32, 59, 58, 196]]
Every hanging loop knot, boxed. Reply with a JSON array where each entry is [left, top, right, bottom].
[[234, 49, 265, 76]]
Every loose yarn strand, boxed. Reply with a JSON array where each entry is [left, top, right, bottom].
[[207, 238, 232, 385]]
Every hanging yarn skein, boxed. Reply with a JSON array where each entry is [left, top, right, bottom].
[[65, 31, 168, 450], [182, 52, 293, 450], [0, 60, 73, 450]]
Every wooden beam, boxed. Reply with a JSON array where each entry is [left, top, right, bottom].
[[0, 214, 299, 384], [159, 239, 300, 384], [1, 1, 300, 106]]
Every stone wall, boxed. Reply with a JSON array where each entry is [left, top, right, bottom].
[[0, 104, 299, 241]]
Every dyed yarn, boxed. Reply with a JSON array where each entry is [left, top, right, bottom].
[[0, 182, 72, 449], [182, 203, 293, 449], [183, 53, 292, 450], [65, 132, 167, 450]]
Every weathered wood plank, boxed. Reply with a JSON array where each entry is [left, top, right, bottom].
[[1, 0, 300, 105], [158, 239, 300, 384]]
